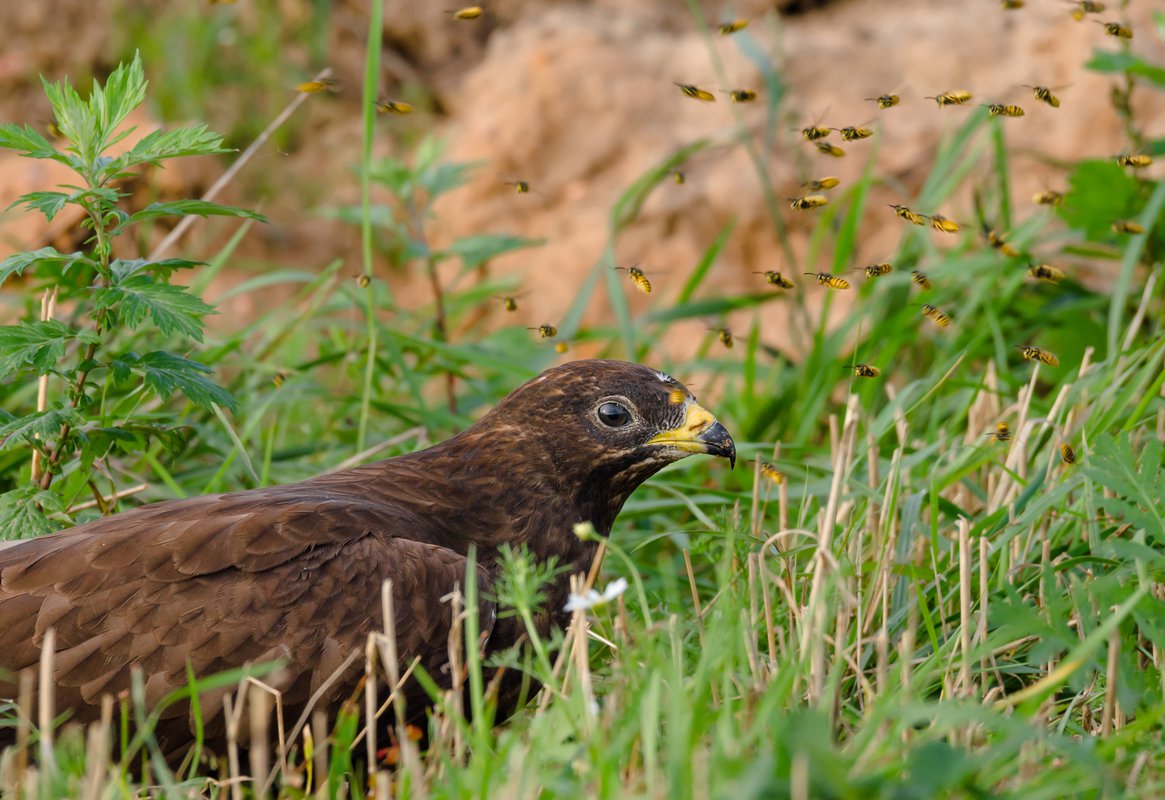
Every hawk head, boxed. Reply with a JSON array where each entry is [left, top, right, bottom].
[[472, 359, 735, 532]]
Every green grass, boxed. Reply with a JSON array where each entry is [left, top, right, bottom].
[[2, 5, 1165, 799]]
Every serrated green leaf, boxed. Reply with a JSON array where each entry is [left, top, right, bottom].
[[8, 191, 71, 222], [122, 351, 237, 413], [0, 408, 84, 451], [0, 485, 67, 539], [442, 234, 545, 272], [110, 258, 207, 282], [123, 200, 266, 228], [0, 320, 99, 374], [0, 247, 89, 289], [0, 124, 66, 161], [93, 277, 213, 340], [105, 124, 231, 175], [1083, 433, 1165, 539], [419, 160, 481, 200]]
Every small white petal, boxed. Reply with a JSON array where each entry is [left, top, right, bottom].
[[564, 589, 602, 612], [601, 577, 629, 601]]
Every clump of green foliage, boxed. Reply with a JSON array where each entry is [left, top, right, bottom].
[[0, 54, 262, 536]]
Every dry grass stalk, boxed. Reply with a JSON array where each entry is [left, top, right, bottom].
[[149, 67, 332, 261], [804, 395, 860, 702], [248, 682, 272, 799], [1101, 626, 1120, 736], [37, 628, 55, 776], [958, 519, 973, 698]]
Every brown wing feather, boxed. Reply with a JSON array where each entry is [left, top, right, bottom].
[[0, 484, 495, 755]]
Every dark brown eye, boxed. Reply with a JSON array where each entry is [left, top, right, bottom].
[[597, 402, 632, 428]]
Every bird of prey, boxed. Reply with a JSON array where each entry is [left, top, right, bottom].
[[0, 359, 734, 758]]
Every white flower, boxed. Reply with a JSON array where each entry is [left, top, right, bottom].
[[564, 578, 628, 612]]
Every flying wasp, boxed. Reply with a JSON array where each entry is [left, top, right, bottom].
[[614, 264, 652, 294], [676, 83, 716, 102], [1027, 263, 1064, 283], [801, 124, 832, 141], [1112, 220, 1144, 234], [929, 214, 960, 233], [529, 325, 558, 338], [804, 272, 851, 290], [719, 19, 748, 34], [866, 93, 901, 109], [911, 270, 933, 290], [554, 341, 569, 354], [789, 194, 829, 210], [1060, 443, 1077, 465], [759, 461, 785, 485], [1023, 84, 1063, 108], [987, 422, 1012, 442], [1117, 153, 1152, 167], [296, 78, 339, 94], [834, 125, 874, 141], [1015, 345, 1059, 366], [857, 263, 893, 279], [670, 169, 686, 185], [1002, 0, 1024, 8], [755, 271, 795, 289], [847, 363, 881, 378], [1032, 190, 1063, 206], [890, 204, 928, 226], [815, 142, 846, 157], [447, 6, 483, 19], [498, 293, 529, 312], [984, 103, 1025, 117], [803, 177, 840, 191], [504, 180, 532, 194], [724, 89, 758, 103], [668, 387, 687, 405], [376, 99, 414, 114], [985, 229, 1020, 257], [711, 327, 734, 349], [1096, 21, 1132, 38], [1068, 1, 1105, 20], [925, 90, 973, 106], [921, 304, 951, 327]]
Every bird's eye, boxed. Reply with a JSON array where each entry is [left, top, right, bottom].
[[597, 402, 632, 428]]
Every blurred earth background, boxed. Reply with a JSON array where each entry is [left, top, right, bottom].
[[1, 0, 1163, 360]]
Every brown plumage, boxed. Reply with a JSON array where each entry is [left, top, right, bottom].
[[0, 360, 734, 757]]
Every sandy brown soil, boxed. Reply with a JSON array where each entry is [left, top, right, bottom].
[[1, 0, 1161, 357]]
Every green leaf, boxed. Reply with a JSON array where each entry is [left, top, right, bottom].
[[119, 351, 237, 413], [93, 53, 148, 142], [0, 247, 89, 289], [1083, 434, 1165, 540], [0, 484, 68, 539], [94, 276, 214, 340], [643, 292, 779, 324], [1086, 50, 1165, 88], [1058, 160, 1142, 241], [0, 408, 84, 451], [442, 234, 545, 272], [123, 200, 267, 228], [0, 124, 67, 162], [106, 124, 231, 175], [110, 258, 207, 282], [9, 191, 71, 221], [0, 320, 99, 375]]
